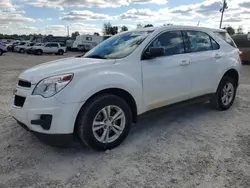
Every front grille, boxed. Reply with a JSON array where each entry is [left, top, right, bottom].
[[18, 80, 31, 88], [14, 95, 26, 107]]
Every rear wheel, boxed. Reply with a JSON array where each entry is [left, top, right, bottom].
[[0, 50, 3, 56], [19, 48, 25, 53], [36, 50, 43, 55], [58, 50, 64, 55], [76, 94, 132, 151], [210, 76, 237, 110]]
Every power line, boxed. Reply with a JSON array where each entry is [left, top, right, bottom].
[[219, 0, 228, 28]]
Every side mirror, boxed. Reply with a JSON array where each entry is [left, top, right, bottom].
[[143, 47, 165, 60]]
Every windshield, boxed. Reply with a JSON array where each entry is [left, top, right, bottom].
[[84, 31, 152, 59]]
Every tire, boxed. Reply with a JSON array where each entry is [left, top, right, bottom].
[[58, 50, 64, 55], [210, 76, 237, 111], [36, 50, 43, 55], [76, 94, 132, 151], [19, 48, 25, 53], [0, 50, 3, 56]]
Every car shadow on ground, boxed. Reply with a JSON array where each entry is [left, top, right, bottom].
[[40, 101, 215, 154]]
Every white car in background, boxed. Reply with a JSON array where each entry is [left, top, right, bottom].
[[12, 26, 242, 151], [33, 42, 67, 55], [26, 43, 43, 54], [14, 42, 34, 53]]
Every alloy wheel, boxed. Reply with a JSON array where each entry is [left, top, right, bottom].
[[92, 105, 126, 144]]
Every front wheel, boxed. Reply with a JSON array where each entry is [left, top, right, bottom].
[[0, 50, 3, 56], [76, 94, 132, 151], [210, 76, 237, 110]]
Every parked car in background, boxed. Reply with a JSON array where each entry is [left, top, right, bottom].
[[232, 34, 250, 64], [11, 26, 241, 151], [66, 39, 75, 51], [7, 41, 20, 52], [14, 42, 34, 53], [26, 43, 43, 54], [33, 42, 67, 55], [0, 41, 7, 56], [72, 35, 111, 51]]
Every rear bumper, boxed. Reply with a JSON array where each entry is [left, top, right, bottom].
[[15, 119, 73, 146]]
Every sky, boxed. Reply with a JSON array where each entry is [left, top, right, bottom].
[[0, 0, 250, 36]]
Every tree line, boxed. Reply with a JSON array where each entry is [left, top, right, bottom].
[[2, 23, 243, 41], [223, 26, 244, 36]]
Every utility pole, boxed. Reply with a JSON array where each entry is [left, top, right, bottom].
[[67, 25, 70, 37], [219, 0, 228, 28]]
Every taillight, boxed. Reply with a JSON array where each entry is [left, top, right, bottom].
[[238, 50, 243, 61]]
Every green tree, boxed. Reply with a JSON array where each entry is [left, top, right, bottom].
[[120, 25, 128, 32], [144, 24, 154, 28], [223, 26, 235, 36], [136, 24, 143, 29], [237, 26, 244, 34], [71, 31, 80, 39], [94, 32, 100, 36], [103, 22, 118, 35]]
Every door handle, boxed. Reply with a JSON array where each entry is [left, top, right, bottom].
[[215, 53, 222, 59], [180, 60, 190, 66]]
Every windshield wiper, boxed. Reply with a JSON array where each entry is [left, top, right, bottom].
[[85, 55, 107, 59]]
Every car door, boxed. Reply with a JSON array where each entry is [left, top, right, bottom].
[[184, 30, 221, 98], [142, 30, 192, 110], [51, 43, 59, 53], [43, 43, 51, 53]]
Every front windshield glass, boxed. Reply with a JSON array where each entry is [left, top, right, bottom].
[[84, 30, 153, 59]]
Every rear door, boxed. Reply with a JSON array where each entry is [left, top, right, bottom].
[[184, 30, 221, 97]]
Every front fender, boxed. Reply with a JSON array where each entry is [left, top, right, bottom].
[[56, 70, 144, 114]]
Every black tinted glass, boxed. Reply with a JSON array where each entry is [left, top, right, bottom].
[[187, 31, 212, 52], [149, 31, 185, 56]]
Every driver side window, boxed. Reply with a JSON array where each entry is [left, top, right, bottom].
[[147, 31, 185, 56]]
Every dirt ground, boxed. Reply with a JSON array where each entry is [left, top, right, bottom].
[[0, 52, 250, 188]]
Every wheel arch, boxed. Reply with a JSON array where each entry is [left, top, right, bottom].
[[222, 68, 239, 86], [74, 88, 138, 133]]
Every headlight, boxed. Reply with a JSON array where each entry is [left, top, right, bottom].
[[32, 74, 73, 98]]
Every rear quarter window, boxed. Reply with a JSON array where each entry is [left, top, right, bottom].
[[215, 32, 237, 48]]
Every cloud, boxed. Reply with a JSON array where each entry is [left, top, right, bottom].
[[22, 0, 168, 9], [239, 1, 250, 8], [119, 8, 156, 19], [61, 10, 112, 21], [0, 0, 35, 25], [0, 0, 16, 11]]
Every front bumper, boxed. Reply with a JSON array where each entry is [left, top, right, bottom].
[[15, 119, 73, 146], [11, 94, 83, 134]]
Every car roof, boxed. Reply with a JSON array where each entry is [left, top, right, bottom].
[[129, 25, 226, 33]]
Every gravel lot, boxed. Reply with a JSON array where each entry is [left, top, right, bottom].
[[0, 52, 250, 188]]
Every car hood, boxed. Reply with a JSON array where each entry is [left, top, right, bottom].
[[19, 57, 115, 84]]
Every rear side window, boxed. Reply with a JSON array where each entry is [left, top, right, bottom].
[[186, 31, 213, 52], [215, 32, 237, 48], [211, 38, 220, 50]]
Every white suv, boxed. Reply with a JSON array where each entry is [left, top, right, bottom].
[[11, 26, 242, 151], [33, 42, 66, 55]]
